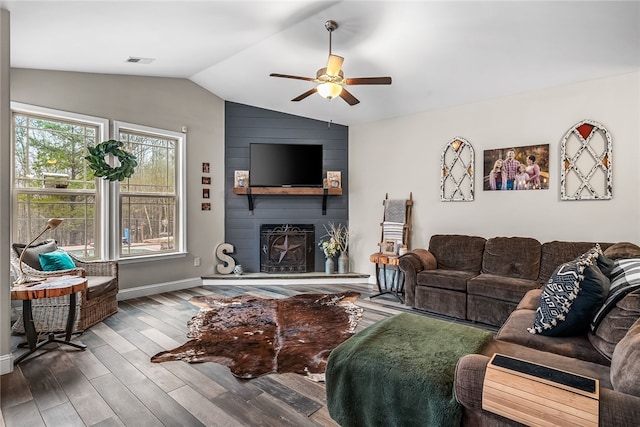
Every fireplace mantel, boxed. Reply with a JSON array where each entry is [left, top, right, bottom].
[[233, 186, 342, 214]]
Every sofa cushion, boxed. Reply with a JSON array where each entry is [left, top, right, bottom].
[[530, 246, 609, 336], [39, 249, 76, 271], [588, 290, 640, 360], [591, 258, 640, 333], [610, 317, 640, 397], [86, 276, 118, 300], [482, 237, 541, 280], [539, 240, 613, 284], [416, 269, 476, 292], [497, 308, 610, 366], [12, 239, 58, 270], [516, 288, 543, 310], [428, 234, 486, 272], [603, 242, 640, 260], [467, 273, 540, 303], [415, 286, 467, 319], [466, 294, 519, 327]]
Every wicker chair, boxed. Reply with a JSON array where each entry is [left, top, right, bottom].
[[10, 244, 119, 333]]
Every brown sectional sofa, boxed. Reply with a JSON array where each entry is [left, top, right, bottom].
[[454, 286, 640, 426], [397, 235, 640, 425], [398, 234, 612, 327]]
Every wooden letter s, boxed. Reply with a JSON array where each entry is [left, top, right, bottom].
[[215, 243, 236, 274]]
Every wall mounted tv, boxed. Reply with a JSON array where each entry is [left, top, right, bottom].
[[250, 143, 323, 187]]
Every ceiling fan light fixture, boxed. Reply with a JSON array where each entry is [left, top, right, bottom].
[[269, 19, 391, 106], [317, 82, 343, 99]]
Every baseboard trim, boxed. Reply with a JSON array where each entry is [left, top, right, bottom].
[[118, 274, 376, 299], [117, 278, 202, 301], [203, 275, 373, 286], [0, 352, 14, 375]]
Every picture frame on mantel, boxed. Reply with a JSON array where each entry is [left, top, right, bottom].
[[327, 171, 341, 189], [234, 170, 249, 188]]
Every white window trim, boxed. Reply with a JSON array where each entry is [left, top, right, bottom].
[[10, 103, 187, 262], [112, 120, 187, 261], [11, 102, 110, 259]]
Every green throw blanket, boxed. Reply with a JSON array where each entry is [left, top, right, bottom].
[[326, 313, 493, 427]]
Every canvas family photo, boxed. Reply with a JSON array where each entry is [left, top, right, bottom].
[[483, 144, 549, 191]]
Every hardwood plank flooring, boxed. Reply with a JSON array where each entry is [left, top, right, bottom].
[[1, 283, 495, 426]]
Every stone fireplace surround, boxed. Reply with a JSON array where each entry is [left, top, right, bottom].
[[260, 224, 315, 273]]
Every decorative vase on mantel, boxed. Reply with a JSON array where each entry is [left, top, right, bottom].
[[325, 257, 335, 274], [338, 251, 349, 274]]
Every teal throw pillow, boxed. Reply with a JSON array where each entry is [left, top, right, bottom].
[[39, 249, 76, 271]]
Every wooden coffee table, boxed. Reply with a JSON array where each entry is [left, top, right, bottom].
[[11, 274, 88, 365]]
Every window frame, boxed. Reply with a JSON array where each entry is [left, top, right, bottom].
[[11, 102, 110, 259], [112, 120, 187, 261], [11, 103, 187, 263]]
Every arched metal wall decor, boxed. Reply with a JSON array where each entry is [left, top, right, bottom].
[[560, 119, 612, 200], [441, 136, 474, 201]]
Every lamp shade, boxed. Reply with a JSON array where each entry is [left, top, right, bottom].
[[317, 82, 343, 99], [47, 218, 63, 230]]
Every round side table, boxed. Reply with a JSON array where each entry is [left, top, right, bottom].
[[11, 274, 88, 365]]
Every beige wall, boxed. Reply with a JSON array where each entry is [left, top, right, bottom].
[[10, 69, 226, 291], [349, 72, 640, 275], [1, 9, 11, 372]]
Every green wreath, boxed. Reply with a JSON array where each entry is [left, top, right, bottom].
[[85, 140, 138, 181]]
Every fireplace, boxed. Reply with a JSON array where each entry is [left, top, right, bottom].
[[260, 224, 315, 273]]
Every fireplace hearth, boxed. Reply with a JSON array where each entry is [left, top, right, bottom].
[[260, 224, 315, 273]]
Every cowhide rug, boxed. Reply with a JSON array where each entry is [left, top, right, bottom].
[[151, 291, 363, 380]]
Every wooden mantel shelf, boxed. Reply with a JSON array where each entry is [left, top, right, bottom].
[[233, 186, 342, 214], [233, 187, 342, 196]]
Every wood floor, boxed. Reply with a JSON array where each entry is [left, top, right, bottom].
[[0, 283, 491, 427]]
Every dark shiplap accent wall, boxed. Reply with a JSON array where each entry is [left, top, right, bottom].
[[225, 102, 349, 273]]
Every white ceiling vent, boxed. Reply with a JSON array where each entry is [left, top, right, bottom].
[[126, 57, 155, 64]]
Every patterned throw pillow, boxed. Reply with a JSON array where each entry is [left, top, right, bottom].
[[591, 258, 640, 333], [529, 245, 610, 336]]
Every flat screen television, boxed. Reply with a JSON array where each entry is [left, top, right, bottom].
[[250, 143, 323, 187]]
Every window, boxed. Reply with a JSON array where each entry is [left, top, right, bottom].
[[12, 103, 186, 261], [113, 121, 185, 258], [12, 103, 108, 259]]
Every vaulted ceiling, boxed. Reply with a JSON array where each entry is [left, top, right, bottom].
[[2, 1, 639, 125]]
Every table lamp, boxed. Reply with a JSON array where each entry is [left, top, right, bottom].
[[13, 218, 63, 287]]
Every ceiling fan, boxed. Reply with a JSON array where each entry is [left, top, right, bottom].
[[269, 20, 392, 106]]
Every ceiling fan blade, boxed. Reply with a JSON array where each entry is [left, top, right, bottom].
[[345, 76, 392, 85], [292, 87, 318, 102], [326, 54, 344, 76], [270, 73, 315, 82], [339, 88, 360, 106]]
